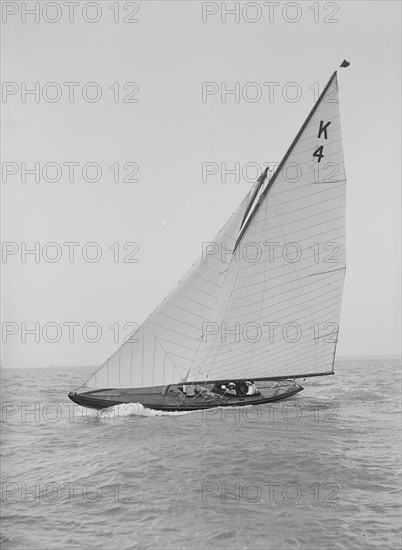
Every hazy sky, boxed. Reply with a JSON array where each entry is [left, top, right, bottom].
[[2, 0, 401, 368]]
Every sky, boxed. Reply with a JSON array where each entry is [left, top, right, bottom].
[[1, 0, 401, 368]]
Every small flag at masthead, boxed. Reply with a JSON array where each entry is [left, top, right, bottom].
[[340, 59, 350, 68]]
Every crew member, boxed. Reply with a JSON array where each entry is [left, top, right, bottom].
[[246, 381, 259, 395]]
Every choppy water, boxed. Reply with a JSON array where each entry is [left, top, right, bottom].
[[1, 358, 401, 550]]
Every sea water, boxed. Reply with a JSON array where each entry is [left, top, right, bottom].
[[1, 358, 401, 550]]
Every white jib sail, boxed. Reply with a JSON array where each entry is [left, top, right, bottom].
[[82, 196, 249, 389]]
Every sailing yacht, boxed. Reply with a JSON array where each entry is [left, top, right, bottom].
[[69, 63, 348, 412]]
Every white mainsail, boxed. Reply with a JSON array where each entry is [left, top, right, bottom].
[[82, 70, 346, 390], [189, 71, 346, 382]]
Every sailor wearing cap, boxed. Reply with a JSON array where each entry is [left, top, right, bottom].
[[246, 381, 258, 395], [227, 382, 237, 395]]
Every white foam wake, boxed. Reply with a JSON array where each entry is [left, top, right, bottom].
[[79, 402, 196, 421]]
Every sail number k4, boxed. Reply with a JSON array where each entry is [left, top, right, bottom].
[[313, 120, 332, 163]]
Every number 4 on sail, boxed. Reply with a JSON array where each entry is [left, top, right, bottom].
[[69, 62, 349, 412]]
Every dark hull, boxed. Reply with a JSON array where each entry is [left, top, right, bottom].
[[68, 381, 303, 412]]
